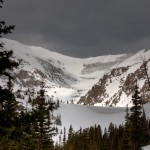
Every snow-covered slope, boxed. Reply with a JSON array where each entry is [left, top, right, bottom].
[[0, 38, 129, 104], [78, 50, 150, 106], [143, 145, 150, 150], [1, 38, 150, 106]]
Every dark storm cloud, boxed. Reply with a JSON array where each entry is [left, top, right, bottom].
[[1, 0, 150, 57]]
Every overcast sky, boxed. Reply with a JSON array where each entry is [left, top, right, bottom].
[[1, 0, 150, 58]]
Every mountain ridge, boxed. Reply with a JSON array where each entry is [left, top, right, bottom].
[[78, 53, 150, 106], [1, 38, 150, 106]]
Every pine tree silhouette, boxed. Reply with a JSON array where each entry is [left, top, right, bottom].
[[0, 1, 19, 148], [128, 84, 145, 149]]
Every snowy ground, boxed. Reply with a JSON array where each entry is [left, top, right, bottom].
[[54, 103, 125, 130], [53, 103, 150, 143], [143, 145, 150, 150]]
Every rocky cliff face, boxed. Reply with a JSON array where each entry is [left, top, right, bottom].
[[78, 59, 150, 106], [13, 57, 76, 88]]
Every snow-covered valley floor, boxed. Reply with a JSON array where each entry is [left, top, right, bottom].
[[54, 103, 125, 131], [53, 103, 150, 143]]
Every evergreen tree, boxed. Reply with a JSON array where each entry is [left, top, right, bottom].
[[121, 105, 132, 150], [95, 124, 102, 150], [88, 126, 97, 150], [68, 124, 73, 140], [55, 114, 62, 126], [0, 77, 19, 136], [0, 0, 18, 114], [32, 81, 56, 149], [63, 126, 66, 146], [107, 122, 120, 150], [117, 124, 124, 150], [141, 106, 150, 146], [0, 1, 19, 148], [102, 128, 109, 150], [56, 99, 60, 108], [65, 125, 74, 150], [128, 84, 145, 150]]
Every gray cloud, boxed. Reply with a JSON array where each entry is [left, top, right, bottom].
[[1, 0, 150, 57]]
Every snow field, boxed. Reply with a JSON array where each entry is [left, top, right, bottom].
[[53, 103, 150, 143]]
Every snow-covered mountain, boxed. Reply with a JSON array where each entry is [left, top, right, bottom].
[[78, 50, 150, 107], [1, 38, 150, 107]]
